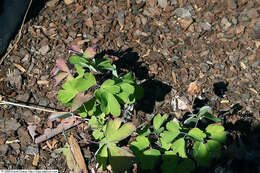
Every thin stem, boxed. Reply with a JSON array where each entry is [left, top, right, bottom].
[[0, 100, 56, 113]]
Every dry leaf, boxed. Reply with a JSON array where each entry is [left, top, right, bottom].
[[68, 135, 88, 173], [33, 154, 40, 166], [187, 81, 202, 96]]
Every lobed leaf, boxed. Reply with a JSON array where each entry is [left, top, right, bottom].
[[188, 128, 206, 142], [206, 124, 226, 143], [57, 89, 78, 104], [107, 93, 121, 116], [130, 136, 150, 151], [198, 106, 212, 118], [171, 138, 187, 158], [153, 114, 168, 131], [192, 141, 210, 167], [96, 144, 108, 171]]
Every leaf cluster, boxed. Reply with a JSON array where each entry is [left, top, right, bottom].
[[130, 107, 227, 172]]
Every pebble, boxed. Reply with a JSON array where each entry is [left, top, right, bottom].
[[38, 97, 50, 107], [174, 8, 191, 18], [0, 144, 9, 156], [25, 145, 39, 155], [232, 18, 238, 25], [39, 45, 50, 55], [252, 21, 260, 39], [200, 22, 211, 31], [200, 63, 210, 72], [0, 119, 21, 131], [16, 92, 30, 102], [158, 0, 168, 8]]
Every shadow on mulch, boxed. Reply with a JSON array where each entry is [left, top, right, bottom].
[[96, 48, 172, 114]]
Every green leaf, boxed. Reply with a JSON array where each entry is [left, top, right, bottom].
[[116, 92, 131, 103], [153, 114, 168, 131], [74, 64, 84, 77], [161, 151, 178, 173], [203, 112, 221, 122], [130, 136, 150, 151], [109, 146, 135, 172], [184, 114, 197, 125], [104, 119, 136, 143], [188, 128, 206, 142], [192, 141, 210, 167], [206, 140, 221, 158], [69, 55, 88, 65], [198, 106, 212, 118], [176, 159, 195, 173], [118, 83, 135, 94], [57, 89, 78, 104], [171, 138, 187, 158], [206, 124, 226, 143], [160, 121, 180, 144], [93, 129, 104, 140], [96, 144, 108, 171], [107, 93, 121, 116], [95, 90, 110, 114], [101, 79, 120, 94], [80, 98, 96, 116], [142, 149, 161, 170]]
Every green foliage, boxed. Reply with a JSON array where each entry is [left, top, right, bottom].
[[96, 119, 136, 172], [54, 47, 227, 173], [130, 109, 226, 172]]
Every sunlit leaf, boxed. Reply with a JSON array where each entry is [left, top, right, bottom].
[[57, 89, 78, 104], [107, 93, 121, 116], [105, 119, 136, 143], [188, 128, 206, 142], [130, 136, 150, 151], [101, 79, 120, 94], [206, 140, 221, 158], [206, 124, 226, 143], [153, 114, 168, 131], [118, 83, 135, 94], [171, 138, 187, 158]]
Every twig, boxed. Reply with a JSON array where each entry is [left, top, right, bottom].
[[0, 0, 33, 64], [0, 100, 56, 113]]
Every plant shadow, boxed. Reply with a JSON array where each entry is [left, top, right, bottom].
[[96, 48, 172, 113]]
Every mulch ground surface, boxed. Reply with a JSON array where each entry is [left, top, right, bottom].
[[0, 0, 260, 172]]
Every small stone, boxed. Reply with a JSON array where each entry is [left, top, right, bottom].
[[16, 92, 30, 102], [252, 22, 260, 39], [39, 45, 50, 55], [174, 8, 191, 18], [158, 0, 168, 8], [232, 18, 238, 25], [200, 22, 211, 31], [0, 144, 8, 156], [25, 145, 39, 155], [221, 17, 232, 30], [0, 119, 21, 131], [117, 11, 125, 26], [64, 0, 74, 5], [200, 63, 210, 72], [38, 97, 49, 107]]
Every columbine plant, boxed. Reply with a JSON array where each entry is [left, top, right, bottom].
[[130, 107, 227, 173], [52, 46, 143, 171]]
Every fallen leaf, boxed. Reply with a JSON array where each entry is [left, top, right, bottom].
[[71, 92, 92, 111], [56, 57, 70, 72], [187, 81, 202, 96], [27, 125, 37, 142], [33, 154, 40, 166], [68, 135, 88, 173]]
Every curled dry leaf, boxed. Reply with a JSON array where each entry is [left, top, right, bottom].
[[83, 47, 96, 58], [187, 81, 202, 96], [70, 45, 83, 53]]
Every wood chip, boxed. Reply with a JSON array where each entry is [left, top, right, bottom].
[[37, 80, 49, 85], [221, 99, 229, 103], [46, 140, 52, 149], [14, 63, 26, 73], [248, 88, 258, 94], [68, 135, 88, 173], [171, 71, 177, 84], [32, 154, 40, 166]]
